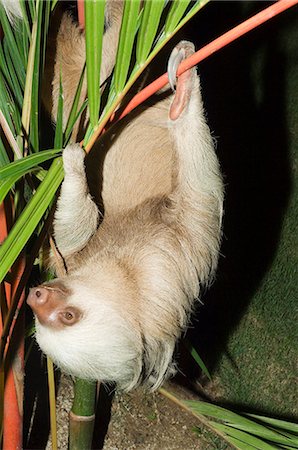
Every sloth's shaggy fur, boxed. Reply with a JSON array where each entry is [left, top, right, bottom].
[[2, 0, 224, 390]]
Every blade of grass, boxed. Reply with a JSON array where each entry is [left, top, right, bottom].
[[84, 0, 105, 128], [184, 340, 211, 380]]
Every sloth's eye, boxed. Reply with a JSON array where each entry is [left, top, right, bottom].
[[59, 307, 80, 326], [65, 311, 73, 321]]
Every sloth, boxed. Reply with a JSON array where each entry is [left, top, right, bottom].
[[2, 1, 224, 390], [27, 41, 224, 390]]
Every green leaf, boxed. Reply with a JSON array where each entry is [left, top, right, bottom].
[[136, 0, 165, 64], [184, 340, 211, 380], [64, 64, 86, 144], [245, 415, 298, 435], [212, 422, 277, 450], [227, 436, 265, 450], [0, 149, 60, 180], [114, 0, 141, 93], [54, 74, 64, 149], [29, 0, 44, 152], [165, 0, 191, 35], [84, 0, 105, 128], [185, 402, 298, 448], [0, 158, 64, 283], [0, 138, 10, 167], [0, 3, 26, 89]]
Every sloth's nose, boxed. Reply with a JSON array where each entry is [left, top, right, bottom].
[[27, 287, 49, 310]]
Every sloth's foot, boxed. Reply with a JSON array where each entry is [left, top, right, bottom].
[[62, 144, 86, 177], [168, 41, 195, 121]]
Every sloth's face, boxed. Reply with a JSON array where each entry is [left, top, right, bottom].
[[27, 277, 143, 389]]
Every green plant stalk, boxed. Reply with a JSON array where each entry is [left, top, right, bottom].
[[69, 379, 97, 450]]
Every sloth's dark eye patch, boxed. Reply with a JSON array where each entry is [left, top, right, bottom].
[[59, 307, 81, 326]]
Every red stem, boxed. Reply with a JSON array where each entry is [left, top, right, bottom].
[[0, 201, 24, 450]]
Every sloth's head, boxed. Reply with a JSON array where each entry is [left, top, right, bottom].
[[27, 272, 143, 390]]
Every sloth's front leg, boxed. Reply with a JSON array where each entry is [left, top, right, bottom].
[[54, 144, 100, 257]]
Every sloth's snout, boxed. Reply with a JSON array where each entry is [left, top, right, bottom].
[[27, 283, 80, 328], [27, 287, 49, 308], [27, 286, 59, 326]]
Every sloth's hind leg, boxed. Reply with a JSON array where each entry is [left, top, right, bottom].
[[166, 41, 224, 281], [54, 144, 100, 257]]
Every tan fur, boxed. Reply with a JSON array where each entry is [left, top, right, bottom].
[[1, 1, 224, 390], [44, 1, 123, 138], [41, 40, 224, 390]]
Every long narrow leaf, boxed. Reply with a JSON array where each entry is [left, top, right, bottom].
[[0, 158, 63, 283], [0, 149, 60, 180], [54, 75, 64, 149], [85, 0, 209, 152], [0, 138, 10, 167], [184, 340, 211, 380], [29, 0, 43, 152], [185, 401, 298, 448], [84, 0, 105, 127], [211, 422, 277, 450], [136, 0, 165, 64], [245, 415, 298, 435], [64, 64, 86, 143], [165, 0, 191, 35], [0, 4, 26, 88], [114, 0, 141, 93]]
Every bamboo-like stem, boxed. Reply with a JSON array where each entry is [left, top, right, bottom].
[[69, 378, 97, 450]]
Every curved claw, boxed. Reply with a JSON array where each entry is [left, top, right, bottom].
[[167, 47, 186, 92]]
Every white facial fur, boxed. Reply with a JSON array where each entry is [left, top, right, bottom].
[[35, 278, 143, 391]]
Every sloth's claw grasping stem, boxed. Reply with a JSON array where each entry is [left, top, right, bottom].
[[168, 41, 195, 121], [167, 47, 186, 92]]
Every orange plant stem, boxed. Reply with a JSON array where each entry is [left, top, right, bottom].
[[119, 0, 298, 120], [0, 200, 24, 450], [77, 0, 85, 30]]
